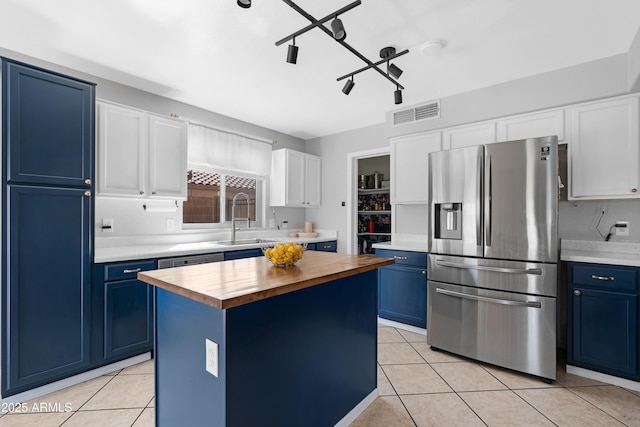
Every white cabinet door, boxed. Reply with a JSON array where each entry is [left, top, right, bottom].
[[148, 115, 187, 199], [442, 122, 496, 149], [390, 131, 442, 204], [97, 102, 145, 197], [269, 149, 321, 207], [304, 154, 321, 207], [568, 96, 639, 200], [497, 109, 566, 143]]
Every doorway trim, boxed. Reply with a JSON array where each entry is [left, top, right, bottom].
[[346, 146, 391, 254]]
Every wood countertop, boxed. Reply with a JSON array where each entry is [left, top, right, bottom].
[[138, 251, 394, 310]]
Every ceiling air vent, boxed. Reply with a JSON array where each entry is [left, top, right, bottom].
[[393, 101, 440, 126]]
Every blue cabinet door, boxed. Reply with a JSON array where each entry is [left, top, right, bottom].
[[378, 265, 427, 328], [569, 287, 638, 379], [3, 185, 92, 396], [2, 60, 94, 187], [104, 280, 154, 360]]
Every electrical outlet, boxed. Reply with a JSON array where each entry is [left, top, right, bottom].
[[205, 339, 218, 377], [102, 218, 114, 233], [166, 218, 175, 232], [615, 221, 630, 236]]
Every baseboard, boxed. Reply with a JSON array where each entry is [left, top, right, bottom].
[[566, 364, 640, 392], [0, 352, 151, 403], [334, 388, 378, 427], [377, 317, 427, 335]]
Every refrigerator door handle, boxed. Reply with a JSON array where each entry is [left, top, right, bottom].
[[435, 259, 543, 275], [486, 155, 492, 247], [476, 154, 483, 246], [436, 287, 542, 309]]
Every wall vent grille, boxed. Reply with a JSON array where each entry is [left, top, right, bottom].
[[393, 101, 440, 126]]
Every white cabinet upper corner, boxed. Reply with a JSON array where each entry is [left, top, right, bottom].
[[269, 148, 321, 208], [568, 96, 639, 200], [97, 102, 188, 200], [390, 131, 442, 204], [497, 109, 566, 143], [442, 121, 496, 150]]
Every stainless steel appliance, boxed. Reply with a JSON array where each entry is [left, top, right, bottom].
[[158, 253, 224, 269], [427, 136, 558, 381]]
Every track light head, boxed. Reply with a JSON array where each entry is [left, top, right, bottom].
[[342, 78, 355, 95], [287, 43, 299, 64], [394, 87, 403, 105], [388, 63, 403, 79], [331, 18, 346, 41], [237, 0, 251, 8]]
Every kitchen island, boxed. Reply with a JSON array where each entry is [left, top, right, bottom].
[[138, 251, 393, 427]]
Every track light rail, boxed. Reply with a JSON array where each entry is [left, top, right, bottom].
[[336, 49, 409, 82]]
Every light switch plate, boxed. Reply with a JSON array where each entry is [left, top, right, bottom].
[[205, 339, 218, 377], [102, 218, 114, 233], [615, 221, 630, 236]]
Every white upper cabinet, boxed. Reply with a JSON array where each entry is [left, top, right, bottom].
[[568, 96, 639, 200], [442, 122, 496, 149], [270, 148, 321, 207], [497, 109, 566, 143], [97, 101, 187, 200], [390, 131, 442, 204]]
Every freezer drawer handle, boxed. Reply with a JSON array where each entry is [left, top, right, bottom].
[[590, 274, 614, 281], [436, 288, 542, 309], [123, 268, 142, 274], [436, 260, 542, 275]]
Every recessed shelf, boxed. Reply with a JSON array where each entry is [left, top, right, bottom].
[[358, 210, 391, 215]]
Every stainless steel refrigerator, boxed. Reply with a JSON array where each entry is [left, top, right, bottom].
[[427, 136, 558, 381]]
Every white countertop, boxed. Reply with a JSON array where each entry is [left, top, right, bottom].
[[95, 230, 338, 263], [561, 239, 640, 267], [371, 234, 428, 253]]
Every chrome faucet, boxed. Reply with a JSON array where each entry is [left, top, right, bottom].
[[231, 192, 251, 243]]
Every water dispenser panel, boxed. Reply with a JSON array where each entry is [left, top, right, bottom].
[[434, 203, 462, 240]]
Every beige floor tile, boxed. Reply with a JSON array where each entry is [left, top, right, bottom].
[[378, 327, 407, 343], [64, 408, 143, 427], [119, 359, 154, 375], [382, 364, 452, 395], [0, 412, 71, 426], [377, 365, 396, 396], [555, 366, 606, 387], [401, 393, 485, 427], [569, 386, 640, 425], [378, 342, 424, 365], [483, 364, 559, 390], [349, 395, 414, 427], [516, 388, 624, 426], [461, 390, 554, 426], [148, 397, 155, 408], [133, 407, 155, 426], [431, 362, 508, 392], [22, 375, 112, 413], [397, 329, 427, 343], [81, 374, 154, 410], [410, 342, 466, 363], [625, 387, 640, 398]]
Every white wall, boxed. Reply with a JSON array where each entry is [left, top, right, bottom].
[[0, 47, 307, 238], [629, 27, 640, 92]]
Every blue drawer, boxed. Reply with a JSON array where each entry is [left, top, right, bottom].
[[571, 263, 638, 292], [104, 260, 157, 282], [375, 249, 427, 268], [313, 241, 337, 252]]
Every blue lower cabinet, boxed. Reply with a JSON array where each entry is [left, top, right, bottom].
[[224, 248, 262, 260], [568, 262, 639, 380], [309, 241, 337, 252], [378, 265, 427, 328], [93, 260, 155, 364]]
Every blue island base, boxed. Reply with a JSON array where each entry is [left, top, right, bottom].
[[155, 270, 378, 426]]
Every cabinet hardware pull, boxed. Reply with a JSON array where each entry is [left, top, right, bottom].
[[140, 191, 144, 195], [574, 290, 581, 296], [123, 268, 142, 273], [152, 191, 157, 195], [422, 271, 426, 275], [84, 191, 91, 196], [591, 274, 615, 281], [323, 245, 331, 249], [85, 179, 92, 185], [394, 256, 408, 260], [631, 188, 638, 193]]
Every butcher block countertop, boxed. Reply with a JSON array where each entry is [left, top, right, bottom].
[[138, 251, 394, 310]]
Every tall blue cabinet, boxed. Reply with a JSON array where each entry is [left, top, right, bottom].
[[2, 59, 95, 396]]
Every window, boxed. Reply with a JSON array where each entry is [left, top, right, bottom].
[[183, 170, 262, 226]]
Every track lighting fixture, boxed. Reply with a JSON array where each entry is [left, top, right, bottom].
[[237, 0, 251, 8], [387, 63, 403, 79], [287, 38, 299, 64], [342, 77, 355, 95], [394, 86, 403, 105], [331, 17, 346, 41]]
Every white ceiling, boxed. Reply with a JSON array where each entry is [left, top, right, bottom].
[[2, 0, 640, 140]]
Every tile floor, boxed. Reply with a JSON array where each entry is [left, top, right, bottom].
[[2, 325, 640, 426]]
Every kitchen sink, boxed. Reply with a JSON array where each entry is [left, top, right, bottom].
[[216, 238, 267, 246]]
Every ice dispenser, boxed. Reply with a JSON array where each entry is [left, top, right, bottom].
[[434, 203, 462, 239]]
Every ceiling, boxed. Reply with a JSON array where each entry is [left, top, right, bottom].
[[1, 1, 640, 140]]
